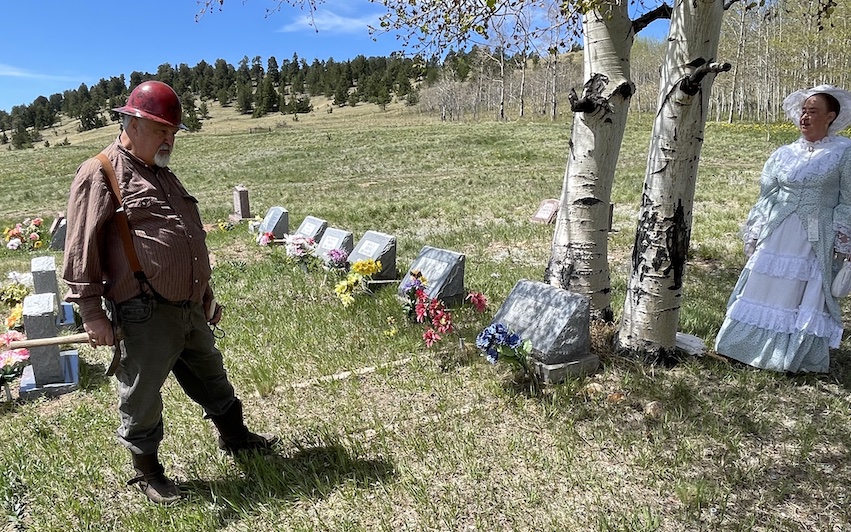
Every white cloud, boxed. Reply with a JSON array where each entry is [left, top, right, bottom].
[[279, 7, 380, 34], [0, 63, 78, 81]]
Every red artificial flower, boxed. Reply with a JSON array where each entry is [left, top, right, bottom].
[[431, 309, 453, 334], [423, 328, 441, 347], [465, 291, 488, 313]]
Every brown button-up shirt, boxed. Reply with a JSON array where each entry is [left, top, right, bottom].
[[63, 138, 213, 322]]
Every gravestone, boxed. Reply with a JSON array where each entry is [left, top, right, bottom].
[[31, 256, 75, 327], [294, 216, 328, 242], [49, 216, 66, 251], [19, 293, 79, 400], [530, 199, 559, 224], [21, 293, 61, 386], [231, 185, 251, 221], [349, 231, 397, 281], [399, 246, 466, 306], [259, 206, 289, 239], [316, 227, 354, 261], [491, 279, 598, 383]]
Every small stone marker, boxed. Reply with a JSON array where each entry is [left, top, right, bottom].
[[260, 206, 289, 238], [49, 216, 67, 251], [231, 185, 251, 221], [349, 231, 397, 280], [399, 246, 466, 306], [530, 199, 559, 224], [294, 216, 328, 242], [491, 279, 599, 383], [31, 256, 60, 308], [316, 227, 354, 260]]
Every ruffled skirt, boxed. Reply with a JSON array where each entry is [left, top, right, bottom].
[[714, 214, 842, 373]]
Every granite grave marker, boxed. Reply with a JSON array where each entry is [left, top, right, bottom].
[[349, 231, 397, 280], [294, 215, 328, 242], [316, 227, 354, 261], [491, 279, 598, 383], [399, 246, 466, 306], [260, 206, 289, 239]]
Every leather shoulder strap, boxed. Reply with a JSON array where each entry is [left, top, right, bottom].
[[93, 153, 144, 276]]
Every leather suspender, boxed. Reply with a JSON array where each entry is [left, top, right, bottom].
[[93, 153, 160, 300]]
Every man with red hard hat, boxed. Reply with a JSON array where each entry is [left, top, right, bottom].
[[62, 80, 276, 504]]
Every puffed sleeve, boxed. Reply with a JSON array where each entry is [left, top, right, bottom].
[[62, 158, 115, 322], [833, 148, 851, 254]]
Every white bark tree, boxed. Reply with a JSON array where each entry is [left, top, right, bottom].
[[544, 3, 636, 321], [617, 0, 730, 359]]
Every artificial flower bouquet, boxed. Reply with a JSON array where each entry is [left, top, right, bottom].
[[476, 322, 539, 394], [334, 258, 381, 307], [4, 217, 48, 252], [1, 331, 29, 401]]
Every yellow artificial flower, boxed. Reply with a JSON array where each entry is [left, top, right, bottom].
[[352, 258, 381, 277], [6, 304, 23, 329]]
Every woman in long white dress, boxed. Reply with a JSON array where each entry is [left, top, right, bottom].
[[715, 85, 851, 373]]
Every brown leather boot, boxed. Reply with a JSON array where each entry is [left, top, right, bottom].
[[127, 453, 181, 504], [210, 399, 278, 454]]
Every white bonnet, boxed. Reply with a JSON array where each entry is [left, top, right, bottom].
[[782, 84, 851, 135]]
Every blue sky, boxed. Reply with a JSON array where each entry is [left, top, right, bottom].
[[0, 0, 403, 113], [0, 1, 669, 114]]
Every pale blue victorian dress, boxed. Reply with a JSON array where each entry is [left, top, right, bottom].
[[715, 135, 851, 372]]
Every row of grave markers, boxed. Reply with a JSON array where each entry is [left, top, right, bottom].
[[231, 185, 600, 384], [12, 186, 596, 401]]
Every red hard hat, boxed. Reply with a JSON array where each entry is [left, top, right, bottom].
[[113, 80, 186, 129]]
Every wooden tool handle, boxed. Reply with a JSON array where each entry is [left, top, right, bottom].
[[6, 332, 91, 349]]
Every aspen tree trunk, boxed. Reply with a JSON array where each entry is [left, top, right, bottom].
[[617, 0, 727, 359], [545, 4, 634, 321]]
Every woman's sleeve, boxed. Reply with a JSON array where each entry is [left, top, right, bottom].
[[744, 150, 781, 243], [833, 148, 851, 254]]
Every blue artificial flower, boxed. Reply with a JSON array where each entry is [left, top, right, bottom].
[[486, 348, 499, 364]]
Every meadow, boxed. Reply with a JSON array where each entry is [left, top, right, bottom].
[[1, 99, 849, 531]]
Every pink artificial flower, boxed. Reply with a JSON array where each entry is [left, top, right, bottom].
[[466, 291, 488, 313], [423, 328, 441, 347], [257, 232, 273, 246], [32, 218, 42, 226], [29, 233, 39, 241], [415, 301, 428, 323], [0, 348, 29, 368], [0, 331, 25, 348], [6, 238, 21, 250]]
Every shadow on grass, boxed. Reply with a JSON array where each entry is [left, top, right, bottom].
[[181, 435, 396, 524]]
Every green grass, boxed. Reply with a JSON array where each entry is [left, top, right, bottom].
[[2, 101, 851, 531]]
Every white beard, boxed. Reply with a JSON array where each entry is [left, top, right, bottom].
[[154, 151, 171, 167]]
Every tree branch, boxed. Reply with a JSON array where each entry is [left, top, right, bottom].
[[632, 3, 672, 34], [679, 61, 732, 95], [569, 73, 613, 114]]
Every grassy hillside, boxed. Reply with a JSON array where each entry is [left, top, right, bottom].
[[1, 101, 849, 531]]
